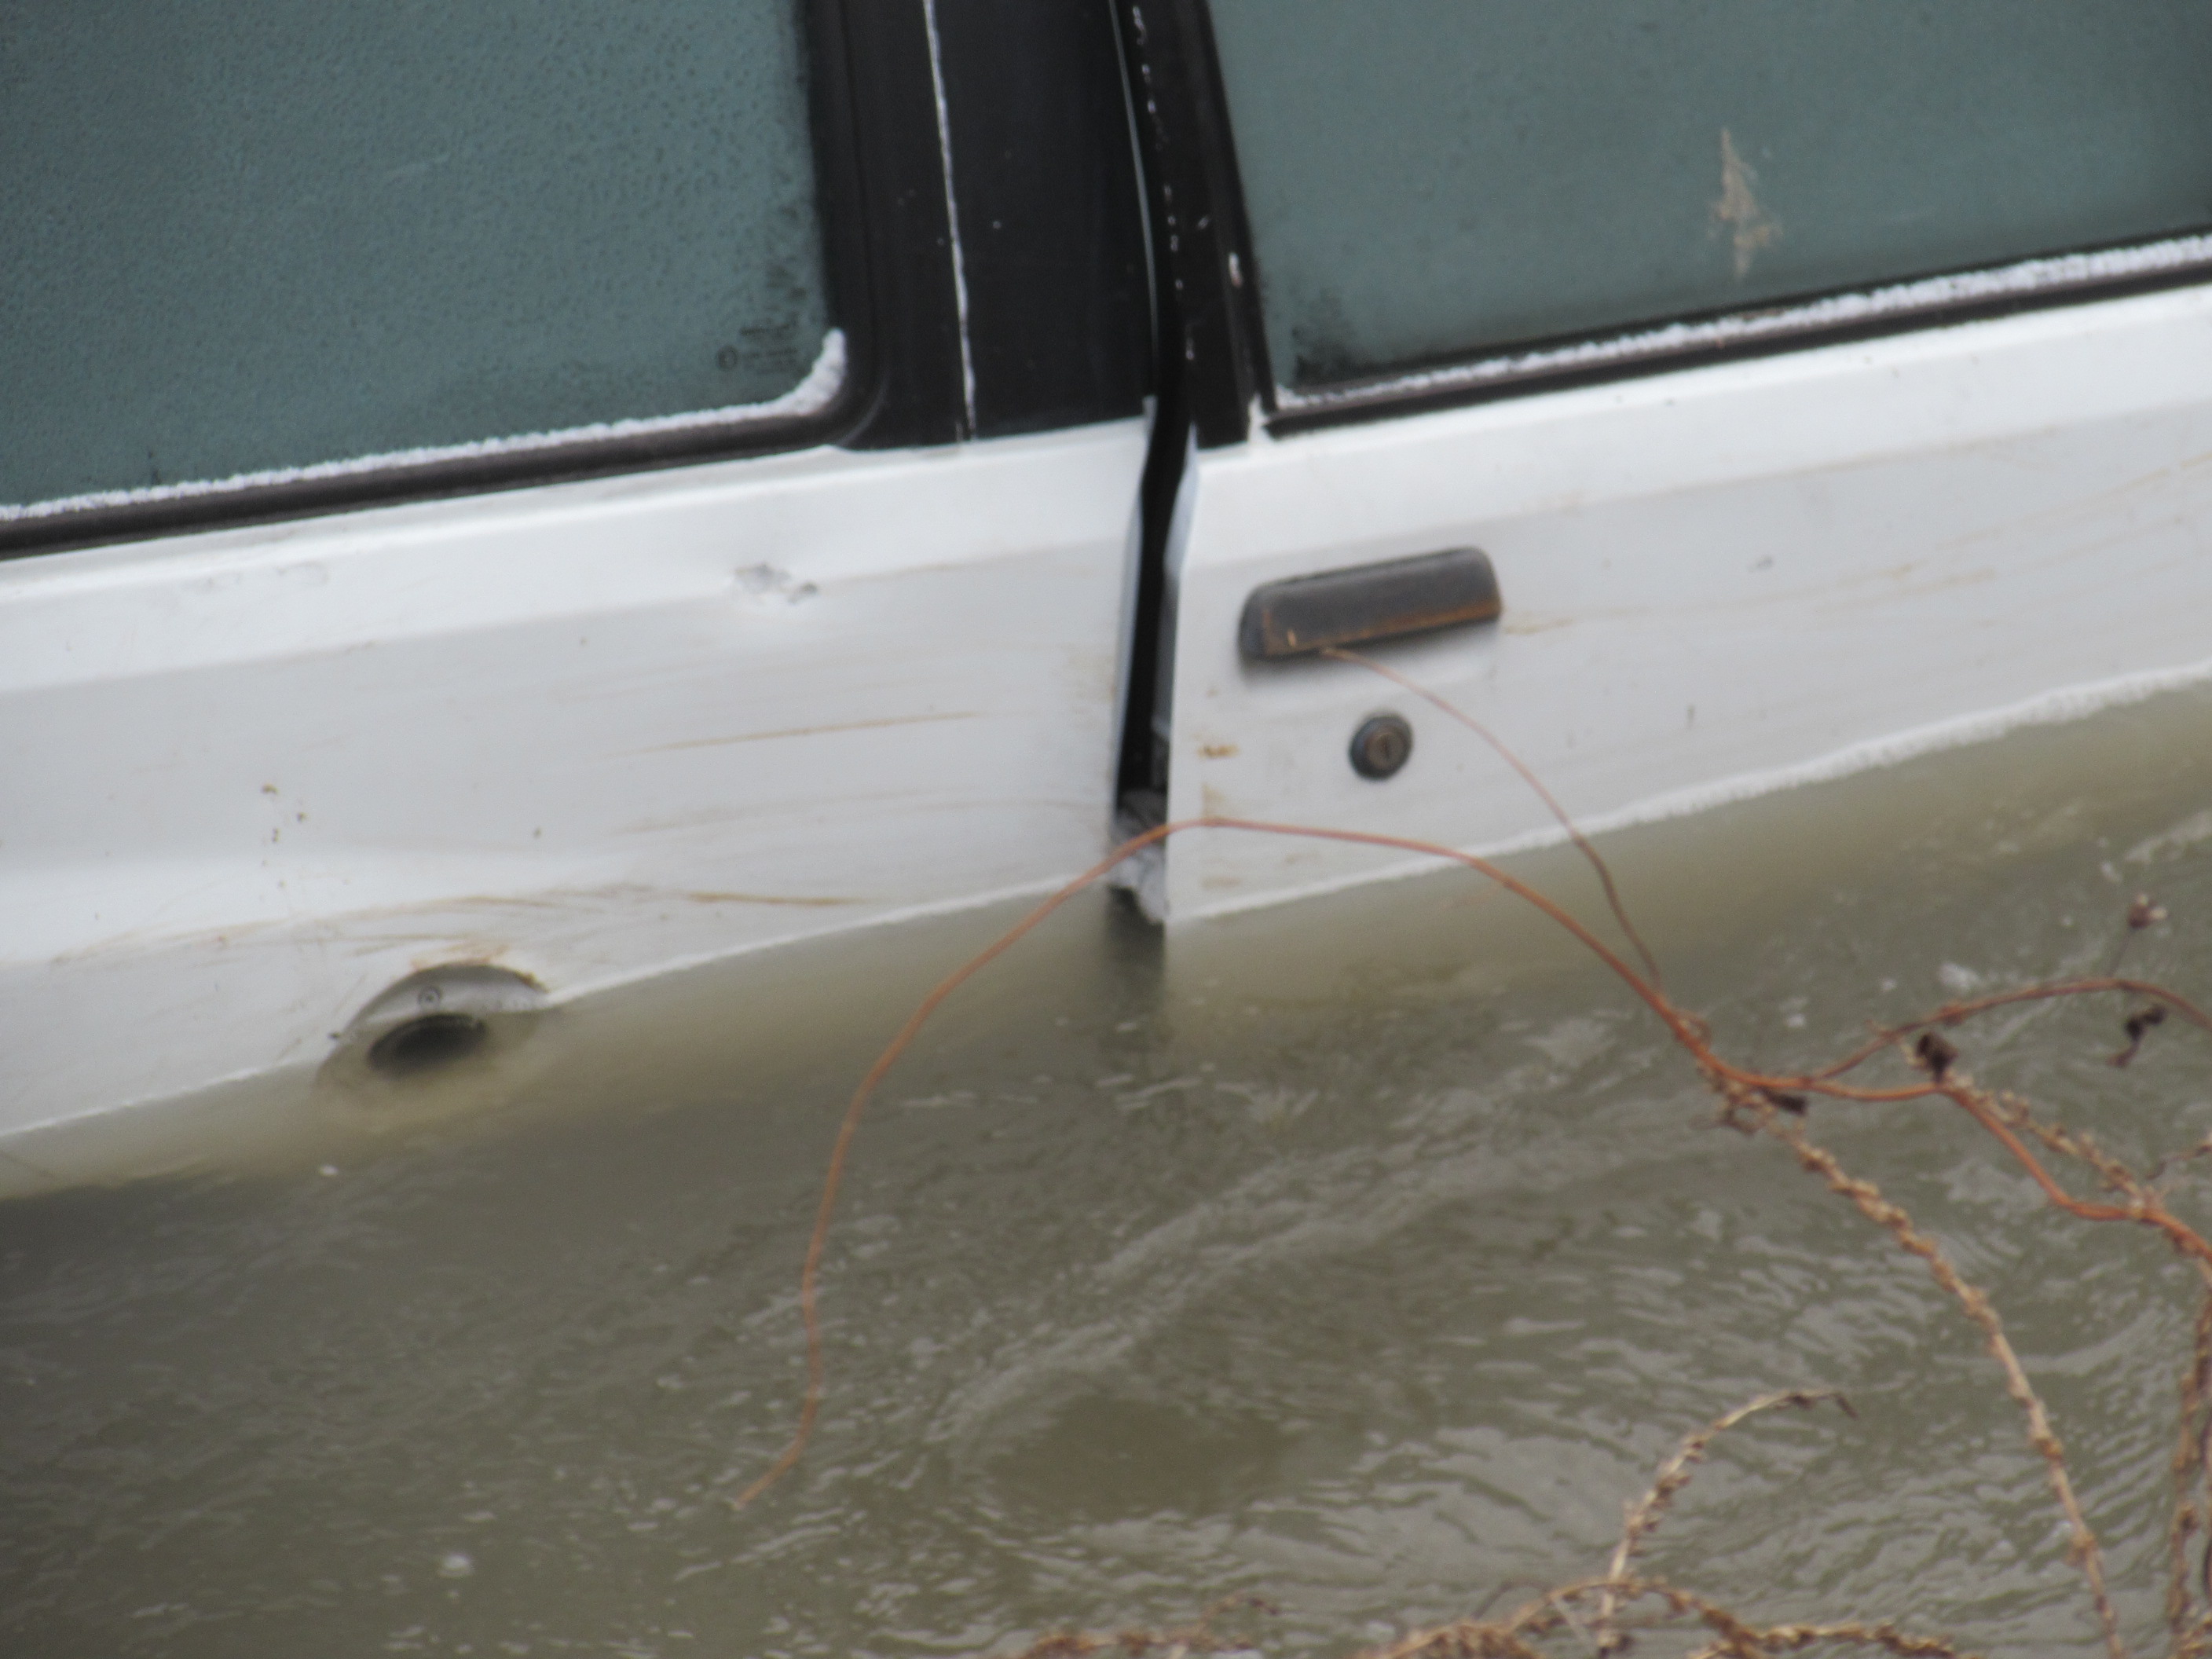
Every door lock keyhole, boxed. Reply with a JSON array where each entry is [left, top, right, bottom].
[[1350, 712, 1414, 779]]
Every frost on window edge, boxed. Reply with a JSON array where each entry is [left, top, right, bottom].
[[1272, 236, 2212, 415], [2, 329, 848, 524]]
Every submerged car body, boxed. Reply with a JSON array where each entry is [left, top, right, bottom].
[[8, 0, 2212, 1186]]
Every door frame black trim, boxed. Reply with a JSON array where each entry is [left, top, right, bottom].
[[1111, 0, 1267, 452], [929, 0, 1152, 442]]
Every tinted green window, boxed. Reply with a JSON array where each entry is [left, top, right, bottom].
[[1207, 1, 2212, 391], [2, 1, 830, 515]]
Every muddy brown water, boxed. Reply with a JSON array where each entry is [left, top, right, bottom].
[[12, 689, 2212, 1657]]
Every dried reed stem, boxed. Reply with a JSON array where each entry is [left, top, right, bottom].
[[995, 1595, 1274, 1659], [1745, 1093, 2123, 1659], [2166, 1279, 2212, 1654], [1594, 1390, 1851, 1654], [1353, 1575, 1980, 1659]]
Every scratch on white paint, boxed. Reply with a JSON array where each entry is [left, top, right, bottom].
[[639, 711, 980, 753], [4, 331, 848, 522], [1712, 129, 1780, 280], [1276, 233, 2212, 414], [920, 0, 979, 438], [733, 563, 820, 606]]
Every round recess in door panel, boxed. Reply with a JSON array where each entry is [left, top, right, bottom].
[[319, 964, 552, 1103], [1350, 712, 1415, 780]]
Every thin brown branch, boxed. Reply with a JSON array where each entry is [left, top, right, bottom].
[[1936, 1076, 2212, 1269], [725, 811, 1711, 1512], [1323, 644, 1667, 992], [1806, 980, 2212, 1083]]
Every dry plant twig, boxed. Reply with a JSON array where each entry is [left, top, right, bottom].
[[1746, 1092, 2122, 1658], [1350, 1574, 1983, 1659], [1322, 644, 1666, 993], [1594, 1390, 1854, 1654]]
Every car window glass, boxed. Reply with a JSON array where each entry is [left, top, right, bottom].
[[1206, 1, 2212, 392], [2, 0, 831, 516]]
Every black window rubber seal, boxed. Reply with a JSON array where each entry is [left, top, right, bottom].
[[1111, 0, 1270, 452]]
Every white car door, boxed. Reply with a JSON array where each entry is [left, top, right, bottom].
[[1122, 0, 2212, 921], [0, 1, 1152, 1176]]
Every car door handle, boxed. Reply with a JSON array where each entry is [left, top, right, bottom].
[[1237, 547, 1502, 660]]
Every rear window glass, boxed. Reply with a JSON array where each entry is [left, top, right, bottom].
[[2, 1, 833, 518], [1207, 1, 2212, 394]]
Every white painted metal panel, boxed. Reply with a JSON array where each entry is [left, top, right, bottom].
[[0, 420, 1147, 1149], [1163, 286, 2212, 918]]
